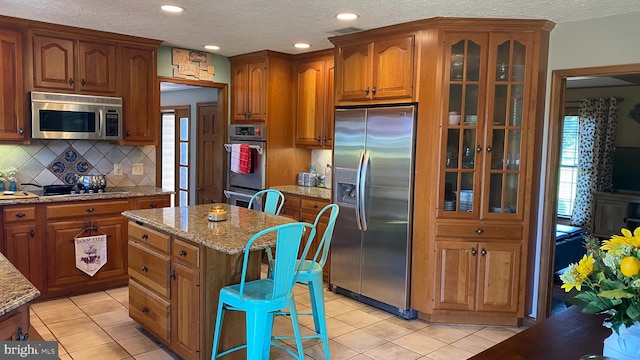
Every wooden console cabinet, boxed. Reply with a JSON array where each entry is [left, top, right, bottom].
[[591, 191, 640, 238]]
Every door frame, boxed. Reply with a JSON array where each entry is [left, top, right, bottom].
[[538, 63, 640, 320], [156, 76, 228, 190]]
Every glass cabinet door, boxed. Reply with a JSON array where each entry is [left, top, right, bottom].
[[485, 33, 532, 218], [441, 34, 487, 216]]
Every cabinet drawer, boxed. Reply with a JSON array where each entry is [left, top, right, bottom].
[[172, 239, 200, 268], [301, 197, 330, 211], [280, 207, 300, 220], [283, 194, 301, 208], [137, 196, 171, 210], [46, 200, 129, 219], [128, 222, 170, 253], [128, 241, 170, 298], [3, 207, 36, 222], [435, 223, 523, 240], [129, 280, 170, 343]]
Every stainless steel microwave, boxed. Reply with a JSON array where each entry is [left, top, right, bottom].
[[31, 91, 122, 140]]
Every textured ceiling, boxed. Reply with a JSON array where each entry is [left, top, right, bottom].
[[1, 0, 639, 57]]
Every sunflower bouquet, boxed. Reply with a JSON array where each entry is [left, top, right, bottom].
[[561, 227, 640, 333]]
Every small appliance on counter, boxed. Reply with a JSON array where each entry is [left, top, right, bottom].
[[297, 172, 317, 187]]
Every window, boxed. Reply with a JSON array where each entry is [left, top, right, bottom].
[[557, 115, 579, 217], [161, 107, 190, 207]]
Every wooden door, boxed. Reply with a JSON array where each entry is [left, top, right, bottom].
[[0, 28, 25, 140], [476, 242, 521, 313], [247, 59, 267, 122], [32, 33, 75, 91], [323, 58, 335, 148], [231, 63, 249, 122], [121, 45, 157, 144], [77, 40, 117, 94], [434, 240, 476, 311], [336, 42, 373, 102], [294, 59, 324, 147], [171, 262, 200, 360], [4, 223, 35, 279], [196, 102, 225, 204], [372, 35, 415, 100]]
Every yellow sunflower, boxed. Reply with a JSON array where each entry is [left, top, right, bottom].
[[600, 227, 640, 252], [560, 254, 595, 292]]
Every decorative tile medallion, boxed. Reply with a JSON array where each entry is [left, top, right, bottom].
[[48, 146, 93, 185]]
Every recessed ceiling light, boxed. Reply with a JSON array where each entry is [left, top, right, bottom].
[[294, 43, 311, 49], [205, 45, 220, 51], [337, 13, 358, 20], [161, 5, 184, 13]]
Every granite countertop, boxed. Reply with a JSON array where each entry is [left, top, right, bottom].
[[0, 186, 172, 206], [122, 203, 297, 254], [270, 185, 332, 200], [0, 253, 40, 316]]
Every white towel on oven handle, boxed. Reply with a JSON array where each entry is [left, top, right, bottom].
[[230, 144, 242, 173]]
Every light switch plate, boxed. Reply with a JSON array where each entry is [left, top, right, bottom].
[[113, 163, 123, 176], [132, 163, 144, 175]]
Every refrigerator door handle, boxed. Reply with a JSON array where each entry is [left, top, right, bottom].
[[360, 150, 370, 231], [355, 149, 365, 230]]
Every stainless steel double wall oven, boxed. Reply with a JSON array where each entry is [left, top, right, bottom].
[[223, 124, 266, 209]]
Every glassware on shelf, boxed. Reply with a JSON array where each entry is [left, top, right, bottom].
[[448, 112, 461, 125]]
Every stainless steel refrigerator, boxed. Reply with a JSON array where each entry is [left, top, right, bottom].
[[330, 104, 417, 319]]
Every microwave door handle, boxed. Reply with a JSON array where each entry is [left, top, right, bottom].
[[97, 109, 104, 137]]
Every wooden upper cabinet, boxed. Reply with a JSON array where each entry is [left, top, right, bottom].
[[231, 58, 266, 123], [294, 50, 334, 148], [335, 34, 415, 104], [32, 33, 117, 94], [0, 27, 26, 141], [120, 45, 158, 145]]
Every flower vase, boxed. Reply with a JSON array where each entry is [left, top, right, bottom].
[[603, 322, 640, 359], [9, 181, 16, 191]]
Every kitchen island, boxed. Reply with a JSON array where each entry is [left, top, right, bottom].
[[121, 203, 294, 360], [0, 252, 40, 341]]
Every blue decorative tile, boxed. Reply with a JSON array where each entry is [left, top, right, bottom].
[[63, 148, 78, 163], [50, 161, 66, 174]]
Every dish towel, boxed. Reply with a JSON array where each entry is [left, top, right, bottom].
[[238, 144, 251, 174], [230, 144, 241, 173]]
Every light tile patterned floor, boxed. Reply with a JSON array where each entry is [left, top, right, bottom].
[[30, 275, 527, 360]]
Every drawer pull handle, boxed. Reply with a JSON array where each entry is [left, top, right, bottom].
[[475, 228, 484, 235], [142, 234, 149, 239], [481, 248, 487, 256], [471, 247, 477, 256], [313, 204, 318, 208], [179, 250, 187, 256], [142, 307, 149, 314], [86, 208, 94, 213], [15, 213, 26, 218], [30, 229, 35, 238], [150, 203, 157, 208], [170, 270, 176, 280], [141, 266, 148, 272]]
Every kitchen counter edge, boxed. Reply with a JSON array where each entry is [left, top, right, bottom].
[[0, 253, 40, 316], [0, 186, 173, 205], [270, 185, 332, 200]]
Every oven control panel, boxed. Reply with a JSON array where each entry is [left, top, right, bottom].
[[229, 124, 266, 141]]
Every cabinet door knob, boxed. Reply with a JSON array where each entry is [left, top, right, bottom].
[[475, 228, 484, 234], [18, 128, 24, 135], [126, 130, 131, 137], [316, 137, 321, 142], [364, 87, 370, 95], [29, 229, 35, 238], [15, 327, 28, 341], [323, 136, 328, 142], [170, 270, 176, 280], [141, 266, 148, 272], [476, 146, 482, 153], [81, 79, 86, 87], [149, 203, 157, 208], [15, 213, 26, 218], [179, 250, 187, 256], [313, 204, 318, 208], [481, 248, 487, 256], [142, 307, 149, 313], [141, 233, 149, 239], [471, 247, 477, 256], [68, 78, 74, 85], [372, 86, 377, 95], [486, 146, 492, 153], [86, 208, 94, 213]]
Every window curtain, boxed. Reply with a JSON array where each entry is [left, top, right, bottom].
[[570, 97, 619, 229]]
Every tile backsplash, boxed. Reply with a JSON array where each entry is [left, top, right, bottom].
[[0, 140, 156, 190]]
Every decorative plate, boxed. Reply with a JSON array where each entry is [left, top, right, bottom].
[[64, 149, 78, 163], [76, 161, 90, 173], [64, 172, 78, 185]]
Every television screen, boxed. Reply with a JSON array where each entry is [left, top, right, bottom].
[[612, 147, 640, 192]]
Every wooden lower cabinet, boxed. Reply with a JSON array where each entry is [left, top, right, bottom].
[[281, 193, 331, 281], [0, 304, 30, 341], [2, 206, 45, 291], [128, 221, 254, 360], [434, 240, 521, 315]]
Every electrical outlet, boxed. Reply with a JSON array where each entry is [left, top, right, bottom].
[[132, 163, 144, 175], [113, 163, 123, 176]]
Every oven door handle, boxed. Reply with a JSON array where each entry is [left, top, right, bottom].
[[223, 190, 254, 200]]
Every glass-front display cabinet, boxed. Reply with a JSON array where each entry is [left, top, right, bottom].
[[440, 32, 531, 219]]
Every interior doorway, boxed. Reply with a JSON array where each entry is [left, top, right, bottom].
[[157, 77, 228, 205], [538, 63, 640, 320]]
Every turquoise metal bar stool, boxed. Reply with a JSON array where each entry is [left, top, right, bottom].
[[249, 189, 285, 215], [272, 203, 339, 360], [211, 221, 315, 360]]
